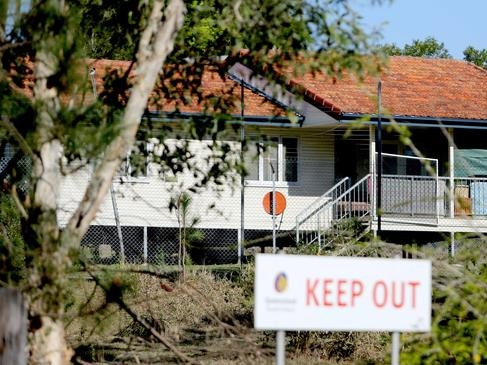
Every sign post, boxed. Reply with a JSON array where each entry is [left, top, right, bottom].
[[254, 255, 431, 363], [392, 254, 401, 365], [272, 165, 277, 254], [392, 331, 400, 365], [262, 165, 288, 364]]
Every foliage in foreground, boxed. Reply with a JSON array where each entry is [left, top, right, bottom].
[[0, 195, 25, 284], [401, 238, 487, 365], [66, 265, 387, 364], [59, 234, 487, 364], [0, 0, 383, 362], [295, 234, 487, 364]]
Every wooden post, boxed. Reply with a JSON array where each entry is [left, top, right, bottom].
[[0, 288, 27, 365]]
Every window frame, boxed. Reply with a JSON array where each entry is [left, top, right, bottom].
[[244, 135, 300, 187], [115, 139, 178, 184]]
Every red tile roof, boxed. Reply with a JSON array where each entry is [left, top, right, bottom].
[[18, 56, 487, 122], [289, 56, 487, 120], [89, 59, 286, 118]]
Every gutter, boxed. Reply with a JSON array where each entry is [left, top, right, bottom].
[[339, 113, 487, 130], [143, 111, 302, 128]]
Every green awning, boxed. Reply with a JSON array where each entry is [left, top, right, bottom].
[[454, 149, 487, 177]]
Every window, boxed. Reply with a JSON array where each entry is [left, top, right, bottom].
[[117, 146, 148, 179], [245, 136, 299, 184], [115, 139, 177, 183]]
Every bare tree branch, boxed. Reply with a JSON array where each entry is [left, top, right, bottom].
[[0, 115, 34, 158], [11, 185, 28, 219], [85, 269, 199, 365]]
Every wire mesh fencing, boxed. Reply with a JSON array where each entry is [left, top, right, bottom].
[[77, 156, 334, 266], [79, 223, 299, 266], [81, 225, 245, 265], [0, 144, 32, 194]]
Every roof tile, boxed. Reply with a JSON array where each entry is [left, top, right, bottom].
[[291, 56, 487, 120], [90, 59, 286, 118]]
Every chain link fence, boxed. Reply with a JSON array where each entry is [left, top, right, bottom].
[[0, 144, 32, 194], [78, 192, 305, 265], [1, 141, 329, 266], [80, 225, 292, 265], [12, 140, 485, 266], [77, 154, 332, 266]]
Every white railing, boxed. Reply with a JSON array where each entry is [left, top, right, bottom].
[[295, 177, 350, 245], [380, 174, 442, 225], [295, 172, 487, 250], [377, 175, 487, 219], [442, 176, 487, 218], [296, 174, 372, 248], [332, 174, 371, 223]]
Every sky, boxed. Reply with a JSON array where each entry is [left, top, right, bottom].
[[353, 0, 487, 59]]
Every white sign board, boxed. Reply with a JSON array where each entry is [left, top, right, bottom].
[[254, 254, 431, 332]]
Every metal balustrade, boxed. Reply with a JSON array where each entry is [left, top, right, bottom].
[[295, 175, 372, 249], [379, 175, 487, 219], [295, 177, 350, 245]]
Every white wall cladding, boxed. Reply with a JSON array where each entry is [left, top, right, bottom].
[[57, 126, 335, 231]]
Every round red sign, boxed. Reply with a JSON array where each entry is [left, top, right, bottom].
[[262, 191, 287, 216]]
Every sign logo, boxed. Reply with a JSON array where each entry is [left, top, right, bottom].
[[274, 272, 288, 293]]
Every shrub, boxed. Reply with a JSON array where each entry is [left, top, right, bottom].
[[0, 194, 26, 284], [401, 237, 487, 364]]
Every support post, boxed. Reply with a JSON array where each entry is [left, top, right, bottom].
[[391, 253, 401, 365], [143, 226, 148, 264], [377, 81, 383, 235], [239, 81, 245, 265], [271, 163, 277, 254], [276, 329, 285, 365], [370, 124, 377, 236], [110, 185, 125, 264], [271, 163, 285, 364], [448, 128, 455, 218], [391, 331, 400, 365]]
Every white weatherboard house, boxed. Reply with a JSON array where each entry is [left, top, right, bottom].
[[52, 56, 487, 263]]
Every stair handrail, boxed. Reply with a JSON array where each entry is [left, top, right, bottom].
[[295, 177, 349, 227], [329, 173, 372, 223], [295, 174, 372, 246], [330, 174, 371, 207]]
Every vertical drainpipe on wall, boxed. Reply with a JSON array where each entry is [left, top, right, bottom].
[[239, 81, 245, 265]]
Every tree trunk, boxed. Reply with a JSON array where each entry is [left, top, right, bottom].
[[0, 288, 27, 365], [29, 317, 73, 365], [24, 1, 185, 364], [66, 0, 186, 239]]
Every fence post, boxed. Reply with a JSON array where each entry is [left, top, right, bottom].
[[143, 226, 148, 264], [0, 288, 27, 365]]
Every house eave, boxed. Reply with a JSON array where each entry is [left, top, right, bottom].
[[339, 113, 487, 130], [225, 70, 305, 126], [143, 111, 303, 128]]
